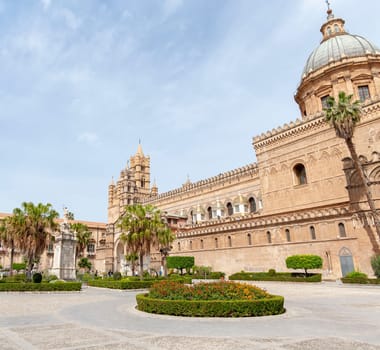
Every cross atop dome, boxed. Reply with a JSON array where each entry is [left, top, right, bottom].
[[320, 3, 346, 43]]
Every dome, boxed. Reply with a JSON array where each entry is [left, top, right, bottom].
[[302, 34, 380, 78]]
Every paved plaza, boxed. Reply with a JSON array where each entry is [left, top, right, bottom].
[[0, 281, 379, 350]]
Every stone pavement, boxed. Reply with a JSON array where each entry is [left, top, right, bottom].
[[0, 281, 379, 350]]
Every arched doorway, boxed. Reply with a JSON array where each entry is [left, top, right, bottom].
[[339, 247, 354, 277]]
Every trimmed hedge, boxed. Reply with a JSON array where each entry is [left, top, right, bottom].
[[87, 280, 154, 289], [192, 272, 225, 280], [341, 277, 380, 285], [229, 272, 321, 282], [88, 276, 193, 290], [136, 293, 285, 317], [0, 282, 82, 291]]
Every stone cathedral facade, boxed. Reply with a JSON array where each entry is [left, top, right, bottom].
[[105, 8, 380, 279], [1, 8, 380, 279]]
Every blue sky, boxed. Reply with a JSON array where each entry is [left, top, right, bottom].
[[1, 0, 379, 222]]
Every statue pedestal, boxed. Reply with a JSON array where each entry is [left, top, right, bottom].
[[50, 223, 76, 280]]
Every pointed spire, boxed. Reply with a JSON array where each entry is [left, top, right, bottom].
[[136, 140, 144, 156], [110, 176, 115, 186]]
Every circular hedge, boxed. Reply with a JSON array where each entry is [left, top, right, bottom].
[[136, 281, 285, 317]]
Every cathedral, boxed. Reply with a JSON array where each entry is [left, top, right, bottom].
[[1, 7, 380, 279], [105, 7, 380, 279]]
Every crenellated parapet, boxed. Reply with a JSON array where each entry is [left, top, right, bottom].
[[142, 163, 259, 205], [253, 99, 380, 152]]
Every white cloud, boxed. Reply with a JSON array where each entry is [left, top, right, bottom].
[[78, 132, 99, 145]]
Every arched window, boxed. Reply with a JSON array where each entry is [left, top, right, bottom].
[[189, 241, 193, 250], [247, 233, 252, 246], [141, 177, 146, 188], [310, 226, 316, 240], [228, 236, 232, 247], [338, 223, 347, 237], [248, 197, 256, 213], [127, 183, 131, 192], [190, 210, 194, 224], [207, 206, 212, 220], [285, 229, 291, 242], [327, 26, 332, 35], [293, 163, 307, 185], [266, 231, 272, 244], [178, 242, 181, 251], [200, 239, 204, 249], [215, 237, 218, 248], [227, 202, 233, 216], [334, 24, 340, 33]]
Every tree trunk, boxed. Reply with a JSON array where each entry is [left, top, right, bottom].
[[9, 240, 14, 277], [346, 138, 380, 253], [139, 254, 144, 280], [26, 256, 34, 281]]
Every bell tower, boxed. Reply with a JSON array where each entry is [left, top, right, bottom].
[[129, 142, 151, 199]]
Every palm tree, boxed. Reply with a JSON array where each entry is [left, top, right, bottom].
[[125, 252, 138, 276], [0, 214, 21, 276], [158, 227, 175, 277], [15, 202, 59, 280], [71, 222, 92, 261], [119, 204, 169, 279], [325, 91, 380, 251]]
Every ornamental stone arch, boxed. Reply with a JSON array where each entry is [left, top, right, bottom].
[[339, 247, 355, 277], [369, 166, 380, 181], [114, 239, 126, 273]]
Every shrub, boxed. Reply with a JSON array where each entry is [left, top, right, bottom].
[[0, 282, 82, 291], [113, 272, 122, 280], [32, 272, 43, 283], [88, 280, 154, 289], [167, 256, 194, 275], [137, 281, 285, 317], [268, 269, 276, 276], [4, 273, 26, 283], [345, 271, 367, 279], [78, 257, 92, 271], [229, 271, 321, 282], [12, 262, 26, 271], [286, 255, 323, 276], [371, 255, 380, 278], [149, 281, 269, 301]]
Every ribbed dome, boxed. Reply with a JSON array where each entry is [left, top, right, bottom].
[[302, 34, 380, 78]]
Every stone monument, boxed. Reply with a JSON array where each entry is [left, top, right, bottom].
[[50, 207, 77, 280]]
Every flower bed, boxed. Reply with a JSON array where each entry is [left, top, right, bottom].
[[229, 271, 321, 282], [136, 281, 285, 317], [0, 282, 82, 292]]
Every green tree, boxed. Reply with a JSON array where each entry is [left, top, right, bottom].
[[0, 214, 22, 277], [286, 254, 322, 276], [78, 257, 92, 272], [371, 254, 380, 278], [119, 204, 169, 279], [325, 92, 380, 251], [158, 226, 175, 277], [71, 222, 92, 260], [125, 253, 138, 276], [13, 202, 59, 280], [167, 256, 195, 275]]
